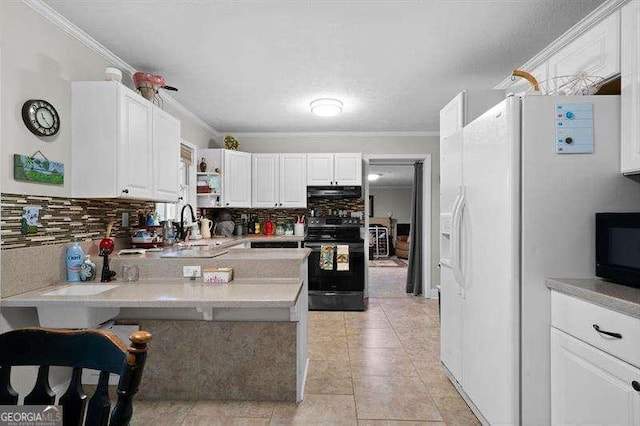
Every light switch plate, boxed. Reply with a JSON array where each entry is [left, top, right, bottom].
[[183, 266, 202, 278], [121, 212, 129, 228]]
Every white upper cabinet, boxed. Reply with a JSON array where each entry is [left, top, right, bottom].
[[72, 81, 181, 201], [117, 89, 154, 199], [307, 154, 335, 185], [279, 154, 307, 207], [548, 12, 620, 82], [621, 0, 640, 174], [307, 153, 362, 186], [252, 154, 280, 207], [252, 153, 307, 208], [152, 107, 181, 202], [222, 150, 252, 208]]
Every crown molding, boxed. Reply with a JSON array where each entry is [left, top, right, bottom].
[[231, 131, 439, 138], [22, 0, 219, 138], [494, 0, 631, 90]]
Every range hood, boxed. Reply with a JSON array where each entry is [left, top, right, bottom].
[[307, 186, 361, 198]]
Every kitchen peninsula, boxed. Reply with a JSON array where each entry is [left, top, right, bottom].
[[1, 246, 310, 402]]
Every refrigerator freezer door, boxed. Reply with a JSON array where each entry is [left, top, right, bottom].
[[461, 97, 520, 425], [440, 130, 464, 381]]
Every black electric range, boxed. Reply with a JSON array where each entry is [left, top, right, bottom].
[[303, 217, 366, 311]]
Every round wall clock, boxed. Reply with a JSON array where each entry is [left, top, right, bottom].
[[21, 99, 60, 137]]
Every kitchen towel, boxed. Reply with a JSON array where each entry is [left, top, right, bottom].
[[336, 244, 349, 271], [320, 244, 335, 270]]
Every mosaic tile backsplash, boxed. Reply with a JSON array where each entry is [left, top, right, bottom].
[[1, 193, 153, 249], [203, 197, 365, 224]]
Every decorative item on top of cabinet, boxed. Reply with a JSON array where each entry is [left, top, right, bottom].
[[199, 157, 207, 172], [224, 134, 239, 150]]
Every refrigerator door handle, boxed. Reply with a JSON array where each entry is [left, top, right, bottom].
[[452, 187, 466, 297], [450, 191, 462, 294]]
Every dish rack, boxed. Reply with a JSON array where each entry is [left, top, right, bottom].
[[368, 224, 389, 258]]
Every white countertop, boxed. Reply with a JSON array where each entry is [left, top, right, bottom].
[[1, 278, 303, 309]]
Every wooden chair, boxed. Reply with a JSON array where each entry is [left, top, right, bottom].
[[0, 327, 152, 426]]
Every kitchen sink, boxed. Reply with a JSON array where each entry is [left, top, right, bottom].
[[38, 284, 120, 328], [41, 284, 119, 296]]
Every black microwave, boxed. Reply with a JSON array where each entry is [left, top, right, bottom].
[[596, 213, 640, 288]]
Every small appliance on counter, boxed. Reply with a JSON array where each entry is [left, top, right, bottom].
[[595, 212, 640, 288]]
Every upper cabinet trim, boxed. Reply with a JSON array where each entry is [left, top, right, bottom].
[[21, 0, 219, 138], [494, 0, 631, 90]]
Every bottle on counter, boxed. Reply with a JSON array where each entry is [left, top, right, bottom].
[[255, 220, 261, 235], [265, 218, 274, 236], [79, 255, 96, 281], [66, 239, 85, 282], [248, 215, 255, 234]]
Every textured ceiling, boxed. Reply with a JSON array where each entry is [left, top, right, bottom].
[[45, 0, 602, 132]]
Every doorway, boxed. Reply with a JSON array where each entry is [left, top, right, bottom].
[[363, 155, 433, 299]]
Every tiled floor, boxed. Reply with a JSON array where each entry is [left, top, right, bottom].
[[130, 267, 480, 425]]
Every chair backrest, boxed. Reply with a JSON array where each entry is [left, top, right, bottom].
[[0, 327, 151, 426]]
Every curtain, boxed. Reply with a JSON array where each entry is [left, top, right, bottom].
[[406, 162, 423, 295]]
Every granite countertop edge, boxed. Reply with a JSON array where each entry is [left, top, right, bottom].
[[1, 279, 303, 310], [546, 277, 640, 319]]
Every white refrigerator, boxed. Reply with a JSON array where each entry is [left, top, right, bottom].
[[439, 94, 640, 425]]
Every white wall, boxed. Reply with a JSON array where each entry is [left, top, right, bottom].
[[234, 132, 440, 289], [370, 187, 413, 224], [0, 1, 217, 198]]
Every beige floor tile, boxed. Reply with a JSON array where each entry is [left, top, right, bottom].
[[353, 376, 443, 422], [345, 315, 394, 331], [395, 331, 440, 352], [347, 327, 403, 349], [349, 347, 418, 377], [308, 311, 345, 323], [432, 396, 480, 426], [308, 325, 347, 340], [308, 336, 350, 360], [305, 359, 354, 394], [358, 421, 445, 426], [187, 400, 275, 418], [404, 348, 441, 363], [182, 416, 270, 425], [270, 394, 357, 425], [130, 400, 194, 426]]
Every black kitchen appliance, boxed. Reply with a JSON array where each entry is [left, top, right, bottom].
[[304, 217, 366, 311], [307, 186, 361, 198], [596, 212, 640, 288]]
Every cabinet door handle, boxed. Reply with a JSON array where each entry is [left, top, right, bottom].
[[122, 188, 129, 194], [178, 196, 184, 201], [592, 324, 622, 339], [279, 203, 283, 206], [632, 381, 640, 392], [226, 203, 229, 206], [275, 203, 278, 207]]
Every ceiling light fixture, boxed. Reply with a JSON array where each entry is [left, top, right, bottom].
[[310, 98, 343, 117], [368, 173, 381, 181]]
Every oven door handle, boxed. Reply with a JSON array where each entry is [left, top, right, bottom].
[[304, 243, 365, 254]]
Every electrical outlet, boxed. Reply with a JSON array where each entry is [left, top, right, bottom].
[[183, 266, 202, 278], [121, 212, 129, 228]]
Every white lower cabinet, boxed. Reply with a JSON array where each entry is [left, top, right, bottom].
[[551, 328, 640, 426]]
